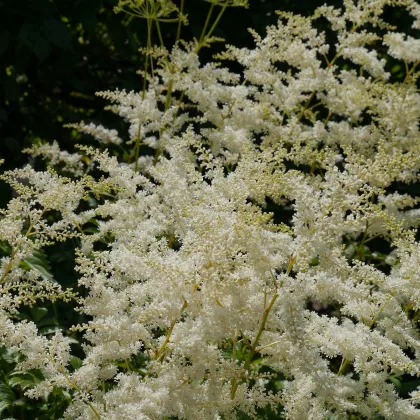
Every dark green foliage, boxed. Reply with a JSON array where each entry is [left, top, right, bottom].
[[0, 347, 71, 419]]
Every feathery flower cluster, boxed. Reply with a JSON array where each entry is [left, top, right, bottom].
[[1, 0, 420, 418]]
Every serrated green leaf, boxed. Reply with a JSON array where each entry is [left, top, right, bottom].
[[29, 307, 48, 323], [8, 376, 36, 390], [0, 382, 14, 402], [21, 250, 56, 283], [0, 399, 10, 414], [0, 347, 19, 364], [10, 369, 44, 385]]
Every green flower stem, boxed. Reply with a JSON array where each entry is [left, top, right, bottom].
[[403, 60, 419, 83], [368, 297, 391, 329], [337, 358, 349, 376], [230, 257, 295, 400], [142, 16, 154, 99], [297, 90, 316, 122], [195, 0, 229, 54], [133, 124, 142, 173], [154, 17, 165, 48], [48, 356, 102, 419], [136, 15, 154, 171], [199, 3, 215, 44], [230, 293, 279, 400], [154, 299, 188, 361], [338, 295, 392, 376], [176, 0, 185, 41], [153, 0, 230, 166], [0, 248, 17, 285], [153, 19, 173, 112]]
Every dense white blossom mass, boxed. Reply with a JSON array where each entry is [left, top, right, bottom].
[[1, 0, 420, 418]]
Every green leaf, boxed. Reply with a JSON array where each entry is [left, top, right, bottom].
[[391, 64, 402, 74], [8, 376, 35, 391], [83, 226, 99, 233], [26, 370, 44, 384], [274, 380, 285, 391], [10, 369, 44, 385], [38, 326, 62, 335], [69, 356, 83, 370], [0, 347, 19, 364], [398, 378, 420, 397], [29, 307, 48, 323], [12, 398, 26, 407], [389, 376, 401, 388], [0, 399, 11, 415], [21, 250, 56, 283], [0, 382, 14, 402], [250, 357, 264, 370]]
